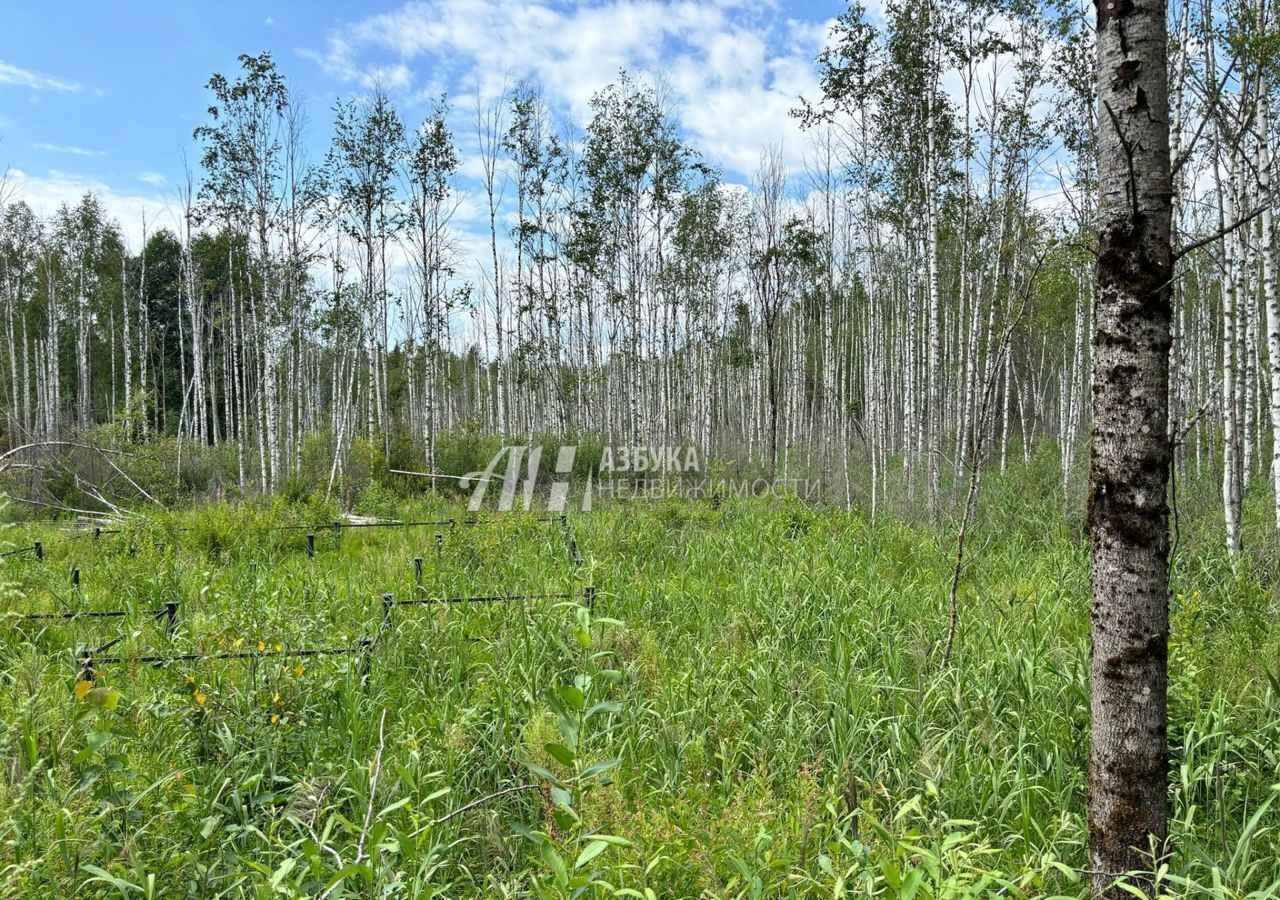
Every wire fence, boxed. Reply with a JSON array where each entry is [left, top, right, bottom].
[[9, 511, 596, 692], [72, 580, 596, 685], [0, 542, 42, 560], [78, 638, 379, 683], [15, 600, 178, 626]]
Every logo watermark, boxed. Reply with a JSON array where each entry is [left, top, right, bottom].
[[460, 444, 820, 512]]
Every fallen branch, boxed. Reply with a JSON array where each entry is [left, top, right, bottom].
[[8, 496, 119, 520], [391, 469, 498, 484], [943, 255, 1041, 669], [93, 447, 163, 507], [1173, 393, 1215, 448]]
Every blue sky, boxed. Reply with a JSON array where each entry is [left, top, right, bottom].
[[1, 0, 846, 249]]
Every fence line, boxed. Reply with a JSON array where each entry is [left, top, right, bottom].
[[51, 512, 595, 688], [79, 639, 378, 682], [393, 590, 577, 607], [16, 600, 178, 625], [0, 542, 42, 560], [70, 580, 596, 684]]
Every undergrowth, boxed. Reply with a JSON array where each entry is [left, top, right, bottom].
[[0, 470, 1277, 897]]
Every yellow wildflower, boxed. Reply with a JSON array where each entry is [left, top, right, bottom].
[[74, 680, 93, 700]]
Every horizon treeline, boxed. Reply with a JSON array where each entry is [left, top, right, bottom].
[[1, 0, 1278, 551]]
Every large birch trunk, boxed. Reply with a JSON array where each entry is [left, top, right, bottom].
[[1088, 0, 1173, 894]]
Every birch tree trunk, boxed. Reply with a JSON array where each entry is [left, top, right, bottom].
[[1258, 79, 1280, 529], [1220, 144, 1242, 554], [1088, 0, 1173, 894], [138, 216, 150, 439]]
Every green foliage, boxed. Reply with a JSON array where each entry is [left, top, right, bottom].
[[432, 428, 505, 482], [1, 480, 1278, 896]]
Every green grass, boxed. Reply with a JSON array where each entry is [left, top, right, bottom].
[[1, 478, 1278, 898]]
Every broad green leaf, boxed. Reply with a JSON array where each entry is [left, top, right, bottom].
[[86, 687, 121, 710], [557, 684, 585, 711], [525, 761, 557, 783], [580, 758, 620, 779], [545, 742, 576, 766], [574, 839, 609, 870], [582, 832, 632, 847], [585, 701, 622, 720]]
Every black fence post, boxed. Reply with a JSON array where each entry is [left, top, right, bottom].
[[77, 651, 96, 684], [332, 521, 342, 549], [33, 541, 42, 561], [71, 567, 80, 589], [359, 636, 376, 682], [306, 533, 315, 559], [163, 601, 179, 638], [382, 593, 394, 628], [93, 527, 101, 542], [584, 585, 596, 612], [413, 557, 423, 588]]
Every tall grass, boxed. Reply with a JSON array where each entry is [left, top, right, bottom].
[[0, 474, 1277, 897]]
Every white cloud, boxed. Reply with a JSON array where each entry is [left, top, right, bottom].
[[6, 168, 181, 249], [361, 62, 414, 92], [264, 16, 276, 26], [0, 60, 86, 94], [33, 142, 104, 157], [138, 171, 166, 185], [301, 0, 827, 179]]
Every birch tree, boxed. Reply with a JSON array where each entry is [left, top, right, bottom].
[[1087, 0, 1174, 893]]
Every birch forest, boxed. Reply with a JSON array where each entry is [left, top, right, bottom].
[[0, 0, 1275, 544]]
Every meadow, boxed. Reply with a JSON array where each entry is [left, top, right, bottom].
[[1, 462, 1279, 898]]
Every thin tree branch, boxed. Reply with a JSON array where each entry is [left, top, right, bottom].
[[1175, 202, 1272, 260]]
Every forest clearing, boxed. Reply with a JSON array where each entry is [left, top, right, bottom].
[[4, 0, 1280, 895]]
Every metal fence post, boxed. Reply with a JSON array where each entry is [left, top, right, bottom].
[[77, 651, 96, 684]]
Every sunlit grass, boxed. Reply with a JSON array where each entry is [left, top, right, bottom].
[[0, 476, 1278, 897]]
